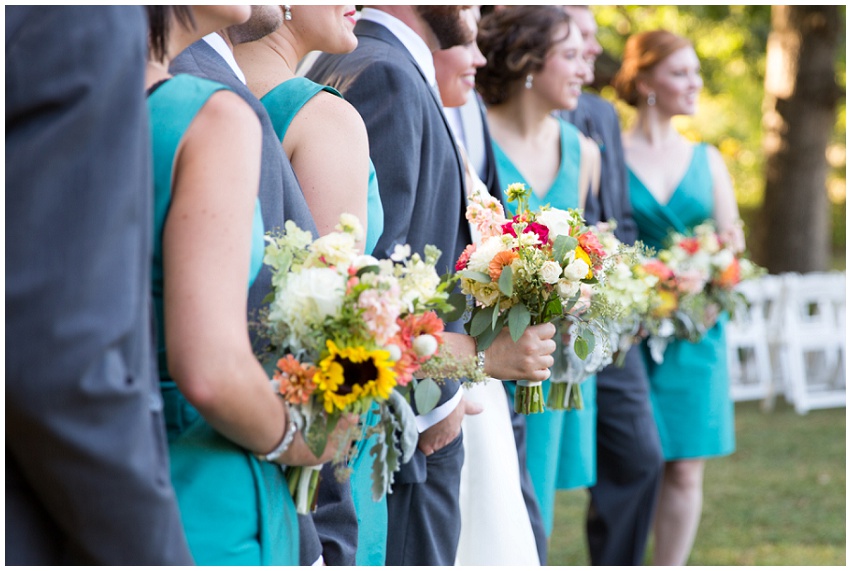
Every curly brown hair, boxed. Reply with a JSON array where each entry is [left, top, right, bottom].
[[475, 6, 573, 106], [613, 30, 692, 107]]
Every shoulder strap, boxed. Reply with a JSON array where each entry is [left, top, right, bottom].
[[260, 77, 342, 143]]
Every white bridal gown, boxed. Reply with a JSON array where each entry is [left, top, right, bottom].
[[452, 121, 540, 565]]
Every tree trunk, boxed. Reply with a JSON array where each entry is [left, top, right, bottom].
[[754, 6, 839, 273]]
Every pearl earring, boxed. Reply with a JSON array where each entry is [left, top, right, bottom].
[[525, 74, 533, 90], [284, 5, 292, 21], [647, 92, 656, 106]]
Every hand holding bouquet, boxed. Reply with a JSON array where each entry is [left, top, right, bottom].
[[257, 215, 462, 512], [456, 183, 608, 414]]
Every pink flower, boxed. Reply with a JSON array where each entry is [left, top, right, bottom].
[[679, 237, 701, 255], [578, 231, 606, 261], [455, 243, 476, 271], [358, 285, 402, 344], [501, 216, 549, 246]]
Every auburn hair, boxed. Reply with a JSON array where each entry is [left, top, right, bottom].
[[613, 30, 692, 107]]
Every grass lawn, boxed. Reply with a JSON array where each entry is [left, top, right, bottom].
[[548, 400, 846, 566]]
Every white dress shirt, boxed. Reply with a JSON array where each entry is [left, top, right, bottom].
[[202, 32, 246, 85]]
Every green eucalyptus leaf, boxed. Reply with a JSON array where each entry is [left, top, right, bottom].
[[414, 377, 441, 415], [498, 265, 514, 297], [574, 335, 590, 360], [477, 312, 506, 352], [459, 270, 492, 283], [508, 303, 532, 342], [470, 304, 496, 337], [437, 292, 468, 323]]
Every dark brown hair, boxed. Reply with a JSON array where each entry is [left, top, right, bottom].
[[613, 29, 692, 107], [475, 6, 573, 106], [146, 6, 196, 63]]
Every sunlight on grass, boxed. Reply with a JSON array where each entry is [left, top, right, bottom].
[[548, 400, 846, 566]]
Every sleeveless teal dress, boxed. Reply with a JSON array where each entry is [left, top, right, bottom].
[[629, 143, 736, 461], [261, 77, 387, 566], [261, 77, 383, 255], [148, 74, 299, 565], [493, 118, 598, 536]]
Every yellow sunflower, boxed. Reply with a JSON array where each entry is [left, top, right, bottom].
[[314, 340, 397, 413]]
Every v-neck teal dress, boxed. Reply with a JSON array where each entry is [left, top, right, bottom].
[[261, 77, 387, 566], [629, 143, 735, 461], [494, 118, 598, 537], [148, 74, 299, 565]]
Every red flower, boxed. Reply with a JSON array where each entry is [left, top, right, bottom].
[[456, 243, 476, 271], [501, 216, 549, 246], [679, 237, 701, 255]]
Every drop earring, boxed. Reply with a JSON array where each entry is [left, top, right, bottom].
[[647, 92, 656, 106], [284, 5, 292, 21], [525, 74, 533, 90]]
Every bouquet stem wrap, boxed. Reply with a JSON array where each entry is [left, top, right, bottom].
[[515, 380, 545, 414], [287, 464, 323, 515]]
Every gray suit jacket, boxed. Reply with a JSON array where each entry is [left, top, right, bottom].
[[308, 20, 469, 435], [6, 6, 192, 565], [170, 39, 318, 318]]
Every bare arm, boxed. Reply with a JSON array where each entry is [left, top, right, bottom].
[[707, 145, 745, 252], [285, 91, 370, 248], [163, 90, 349, 465], [578, 133, 601, 211]]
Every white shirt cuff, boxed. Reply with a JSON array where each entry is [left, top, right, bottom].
[[415, 387, 463, 433]]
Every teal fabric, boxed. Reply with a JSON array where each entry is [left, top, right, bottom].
[[629, 143, 736, 460], [148, 74, 298, 565], [493, 118, 597, 536], [555, 378, 597, 490], [261, 76, 388, 565], [492, 118, 582, 214], [260, 77, 384, 255], [350, 404, 387, 566]]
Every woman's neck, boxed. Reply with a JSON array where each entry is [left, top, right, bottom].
[[487, 92, 557, 143], [628, 109, 682, 150], [234, 31, 302, 99], [145, 59, 171, 90]]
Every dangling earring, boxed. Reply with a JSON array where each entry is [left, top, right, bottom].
[[647, 92, 656, 106], [284, 5, 292, 21], [525, 74, 533, 90]]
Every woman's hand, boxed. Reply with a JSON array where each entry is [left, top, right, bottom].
[[485, 322, 557, 382], [276, 412, 360, 467]]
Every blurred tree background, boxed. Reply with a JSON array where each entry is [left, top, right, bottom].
[[586, 5, 846, 271]]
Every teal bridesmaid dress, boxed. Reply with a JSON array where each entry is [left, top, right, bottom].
[[148, 74, 299, 566], [493, 118, 598, 536], [261, 77, 387, 565], [629, 143, 736, 461], [261, 77, 384, 255]]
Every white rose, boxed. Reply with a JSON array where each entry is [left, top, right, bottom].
[[540, 261, 562, 284], [278, 267, 345, 324], [308, 232, 357, 267], [557, 279, 580, 300], [536, 208, 572, 238], [564, 258, 590, 281]]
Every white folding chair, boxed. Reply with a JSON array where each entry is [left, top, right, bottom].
[[770, 271, 846, 414]]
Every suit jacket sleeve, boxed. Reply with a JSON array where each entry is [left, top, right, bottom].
[[5, 7, 192, 565]]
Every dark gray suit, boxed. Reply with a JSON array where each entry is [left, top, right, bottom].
[[6, 6, 193, 565], [308, 19, 470, 566], [169, 40, 358, 567], [562, 93, 664, 566]]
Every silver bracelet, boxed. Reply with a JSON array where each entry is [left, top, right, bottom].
[[476, 350, 486, 375], [259, 416, 298, 463]]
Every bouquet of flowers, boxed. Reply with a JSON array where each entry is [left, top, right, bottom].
[[257, 215, 464, 513], [642, 220, 764, 363], [546, 222, 661, 409], [456, 183, 609, 414]]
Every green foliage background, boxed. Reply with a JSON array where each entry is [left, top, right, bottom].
[[589, 5, 847, 266]]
